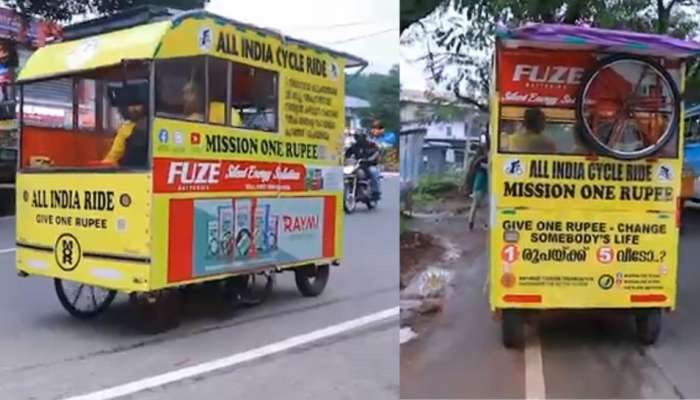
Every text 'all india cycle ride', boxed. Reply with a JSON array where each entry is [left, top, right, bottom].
[[13, 9, 366, 332], [486, 23, 700, 347]]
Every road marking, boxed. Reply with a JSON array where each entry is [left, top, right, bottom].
[[0, 247, 15, 255], [63, 307, 399, 400], [524, 324, 546, 399]]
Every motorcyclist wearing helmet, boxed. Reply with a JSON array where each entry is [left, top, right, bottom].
[[345, 130, 381, 200]]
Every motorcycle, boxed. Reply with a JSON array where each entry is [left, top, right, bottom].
[[343, 158, 378, 213]]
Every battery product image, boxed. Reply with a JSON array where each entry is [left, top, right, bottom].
[[255, 204, 271, 253], [267, 215, 279, 251], [218, 205, 234, 258], [207, 220, 218, 258], [235, 199, 253, 257]]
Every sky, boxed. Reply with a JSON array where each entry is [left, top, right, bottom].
[[207, 0, 398, 74]]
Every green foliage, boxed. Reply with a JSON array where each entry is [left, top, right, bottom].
[[414, 171, 463, 196], [346, 64, 399, 132], [402, 0, 700, 107], [2, 0, 209, 22], [411, 190, 439, 208]]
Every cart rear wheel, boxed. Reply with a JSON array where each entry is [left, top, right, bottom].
[[294, 264, 330, 297], [129, 289, 183, 334], [502, 309, 524, 349], [635, 308, 662, 345], [54, 279, 116, 319]]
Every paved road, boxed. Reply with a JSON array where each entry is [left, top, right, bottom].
[[0, 177, 398, 400], [401, 208, 700, 399]]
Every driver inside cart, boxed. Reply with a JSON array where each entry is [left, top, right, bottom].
[[506, 108, 557, 153], [102, 83, 149, 167]]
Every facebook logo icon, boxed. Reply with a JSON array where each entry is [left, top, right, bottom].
[[159, 129, 168, 144]]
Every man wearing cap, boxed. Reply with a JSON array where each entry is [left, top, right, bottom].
[[102, 85, 149, 167]]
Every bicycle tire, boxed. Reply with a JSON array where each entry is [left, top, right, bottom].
[[575, 54, 680, 160]]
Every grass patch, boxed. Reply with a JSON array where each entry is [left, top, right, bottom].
[[414, 171, 465, 196]]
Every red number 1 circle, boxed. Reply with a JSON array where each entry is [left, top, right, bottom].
[[501, 244, 520, 263]]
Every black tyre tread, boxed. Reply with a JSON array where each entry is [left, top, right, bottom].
[[575, 54, 680, 161], [636, 308, 662, 345], [294, 264, 330, 297], [502, 309, 524, 349]]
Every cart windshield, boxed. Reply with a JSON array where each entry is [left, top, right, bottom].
[[19, 61, 151, 171]]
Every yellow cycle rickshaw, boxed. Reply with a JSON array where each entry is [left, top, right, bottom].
[[487, 23, 700, 347], [14, 10, 366, 332]]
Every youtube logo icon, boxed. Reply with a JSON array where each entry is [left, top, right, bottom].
[[190, 132, 201, 145]]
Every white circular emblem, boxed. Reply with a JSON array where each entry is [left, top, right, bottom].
[[198, 27, 213, 52], [66, 38, 99, 69]]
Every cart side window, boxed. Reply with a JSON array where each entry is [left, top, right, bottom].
[[207, 57, 228, 125], [20, 63, 151, 170], [77, 79, 97, 131], [498, 106, 678, 158], [230, 63, 278, 133], [155, 57, 206, 122], [22, 78, 73, 129], [0, 147, 15, 161]]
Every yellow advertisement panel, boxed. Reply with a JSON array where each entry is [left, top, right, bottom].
[[15, 173, 151, 291], [155, 16, 346, 163], [490, 141, 681, 310], [490, 207, 678, 309], [146, 16, 345, 288], [491, 154, 681, 212]]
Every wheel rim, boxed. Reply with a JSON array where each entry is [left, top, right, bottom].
[[345, 185, 356, 210], [580, 58, 678, 158], [60, 281, 113, 314]]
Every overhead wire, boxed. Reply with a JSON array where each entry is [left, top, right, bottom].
[[322, 28, 397, 44]]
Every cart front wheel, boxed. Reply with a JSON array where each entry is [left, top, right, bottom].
[[294, 264, 330, 297], [635, 308, 662, 345], [54, 279, 116, 319], [502, 309, 524, 349]]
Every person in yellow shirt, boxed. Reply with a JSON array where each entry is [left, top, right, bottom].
[[507, 108, 556, 153], [102, 84, 149, 167]]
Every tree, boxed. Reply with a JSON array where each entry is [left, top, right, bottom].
[[1, 0, 209, 22], [402, 0, 700, 109], [346, 65, 400, 132]]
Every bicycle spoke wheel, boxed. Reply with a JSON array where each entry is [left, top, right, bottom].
[[576, 54, 680, 160], [55, 278, 117, 319]]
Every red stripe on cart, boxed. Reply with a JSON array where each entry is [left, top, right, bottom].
[[630, 294, 667, 303], [503, 294, 542, 303], [168, 199, 194, 283], [322, 196, 337, 258]]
